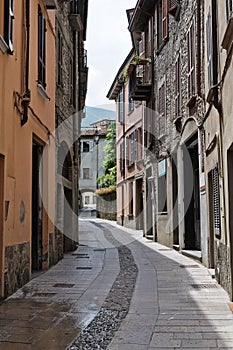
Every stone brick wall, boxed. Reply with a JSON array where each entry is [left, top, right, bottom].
[[96, 192, 117, 221], [4, 243, 30, 298]]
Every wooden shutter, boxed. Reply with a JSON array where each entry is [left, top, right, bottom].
[[187, 21, 196, 98], [135, 129, 138, 163], [126, 137, 129, 167], [131, 133, 134, 164], [162, 0, 168, 40], [206, 9, 213, 87], [4, 0, 14, 53], [212, 166, 221, 237], [38, 6, 46, 87]]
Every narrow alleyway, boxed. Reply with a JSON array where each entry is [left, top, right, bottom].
[[0, 211, 233, 349]]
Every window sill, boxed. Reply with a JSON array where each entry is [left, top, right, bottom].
[[37, 84, 50, 100], [0, 36, 9, 54]]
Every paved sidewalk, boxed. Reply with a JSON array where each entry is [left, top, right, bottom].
[[0, 217, 232, 349]]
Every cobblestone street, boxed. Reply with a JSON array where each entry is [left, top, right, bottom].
[[0, 213, 233, 349]]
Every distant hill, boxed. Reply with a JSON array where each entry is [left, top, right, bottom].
[[81, 106, 116, 128]]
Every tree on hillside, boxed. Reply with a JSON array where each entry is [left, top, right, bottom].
[[97, 123, 116, 189]]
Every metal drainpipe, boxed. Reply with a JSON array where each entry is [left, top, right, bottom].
[[211, 0, 227, 243], [21, 0, 30, 126]]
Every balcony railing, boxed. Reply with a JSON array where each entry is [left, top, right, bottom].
[[129, 64, 152, 101]]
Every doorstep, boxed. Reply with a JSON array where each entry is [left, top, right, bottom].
[[181, 249, 202, 262]]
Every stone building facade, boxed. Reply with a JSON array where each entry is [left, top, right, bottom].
[[109, 0, 233, 300], [55, 0, 88, 253], [203, 0, 233, 299]]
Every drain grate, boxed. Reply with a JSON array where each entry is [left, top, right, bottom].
[[191, 283, 219, 289], [72, 253, 89, 257], [53, 283, 75, 288], [180, 264, 200, 268], [93, 248, 106, 252], [33, 292, 56, 297], [76, 266, 92, 270]]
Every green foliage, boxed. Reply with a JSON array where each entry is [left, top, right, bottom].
[[97, 166, 116, 188], [97, 123, 116, 189]]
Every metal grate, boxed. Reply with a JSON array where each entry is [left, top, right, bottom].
[[72, 253, 89, 258], [191, 284, 219, 289], [158, 249, 172, 251], [76, 266, 92, 270], [179, 264, 200, 268], [33, 292, 56, 297], [53, 283, 75, 288], [93, 248, 106, 252]]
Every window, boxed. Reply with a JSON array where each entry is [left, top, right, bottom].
[[83, 168, 90, 179], [187, 21, 196, 98], [226, 0, 233, 21], [156, 0, 168, 50], [126, 136, 129, 167], [119, 142, 125, 173], [84, 196, 90, 205], [82, 141, 90, 152], [206, 9, 213, 88], [158, 82, 166, 136], [118, 90, 124, 123], [175, 54, 181, 118], [57, 31, 63, 86], [38, 6, 46, 88], [128, 84, 135, 113], [168, 0, 180, 18], [158, 159, 167, 213], [4, 0, 14, 53]]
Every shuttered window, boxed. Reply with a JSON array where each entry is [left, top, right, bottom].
[[119, 142, 125, 173], [206, 8, 213, 87], [156, 0, 168, 50], [158, 82, 166, 136], [187, 21, 196, 98], [118, 90, 124, 123], [175, 54, 181, 118], [212, 165, 221, 237], [131, 132, 135, 164], [38, 6, 46, 88], [126, 136, 129, 167], [4, 0, 14, 53]]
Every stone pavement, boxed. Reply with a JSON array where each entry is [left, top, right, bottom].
[[0, 215, 233, 349]]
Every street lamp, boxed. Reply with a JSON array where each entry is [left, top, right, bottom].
[[93, 134, 99, 189]]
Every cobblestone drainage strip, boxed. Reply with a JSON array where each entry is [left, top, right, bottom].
[[191, 283, 220, 289], [68, 223, 138, 350]]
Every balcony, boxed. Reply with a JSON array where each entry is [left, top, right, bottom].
[[129, 64, 152, 101], [68, 0, 84, 31]]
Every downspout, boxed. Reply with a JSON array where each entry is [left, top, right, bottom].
[[21, 0, 30, 126], [212, 0, 222, 114], [211, 0, 227, 245]]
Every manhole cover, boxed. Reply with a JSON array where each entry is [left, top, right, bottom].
[[191, 284, 219, 289], [53, 283, 75, 288], [76, 266, 92, 270], [33, 292, 56, 297], [180, 264, 200, 268]]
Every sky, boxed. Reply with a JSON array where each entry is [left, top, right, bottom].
[[85, 0, 137, 109]]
